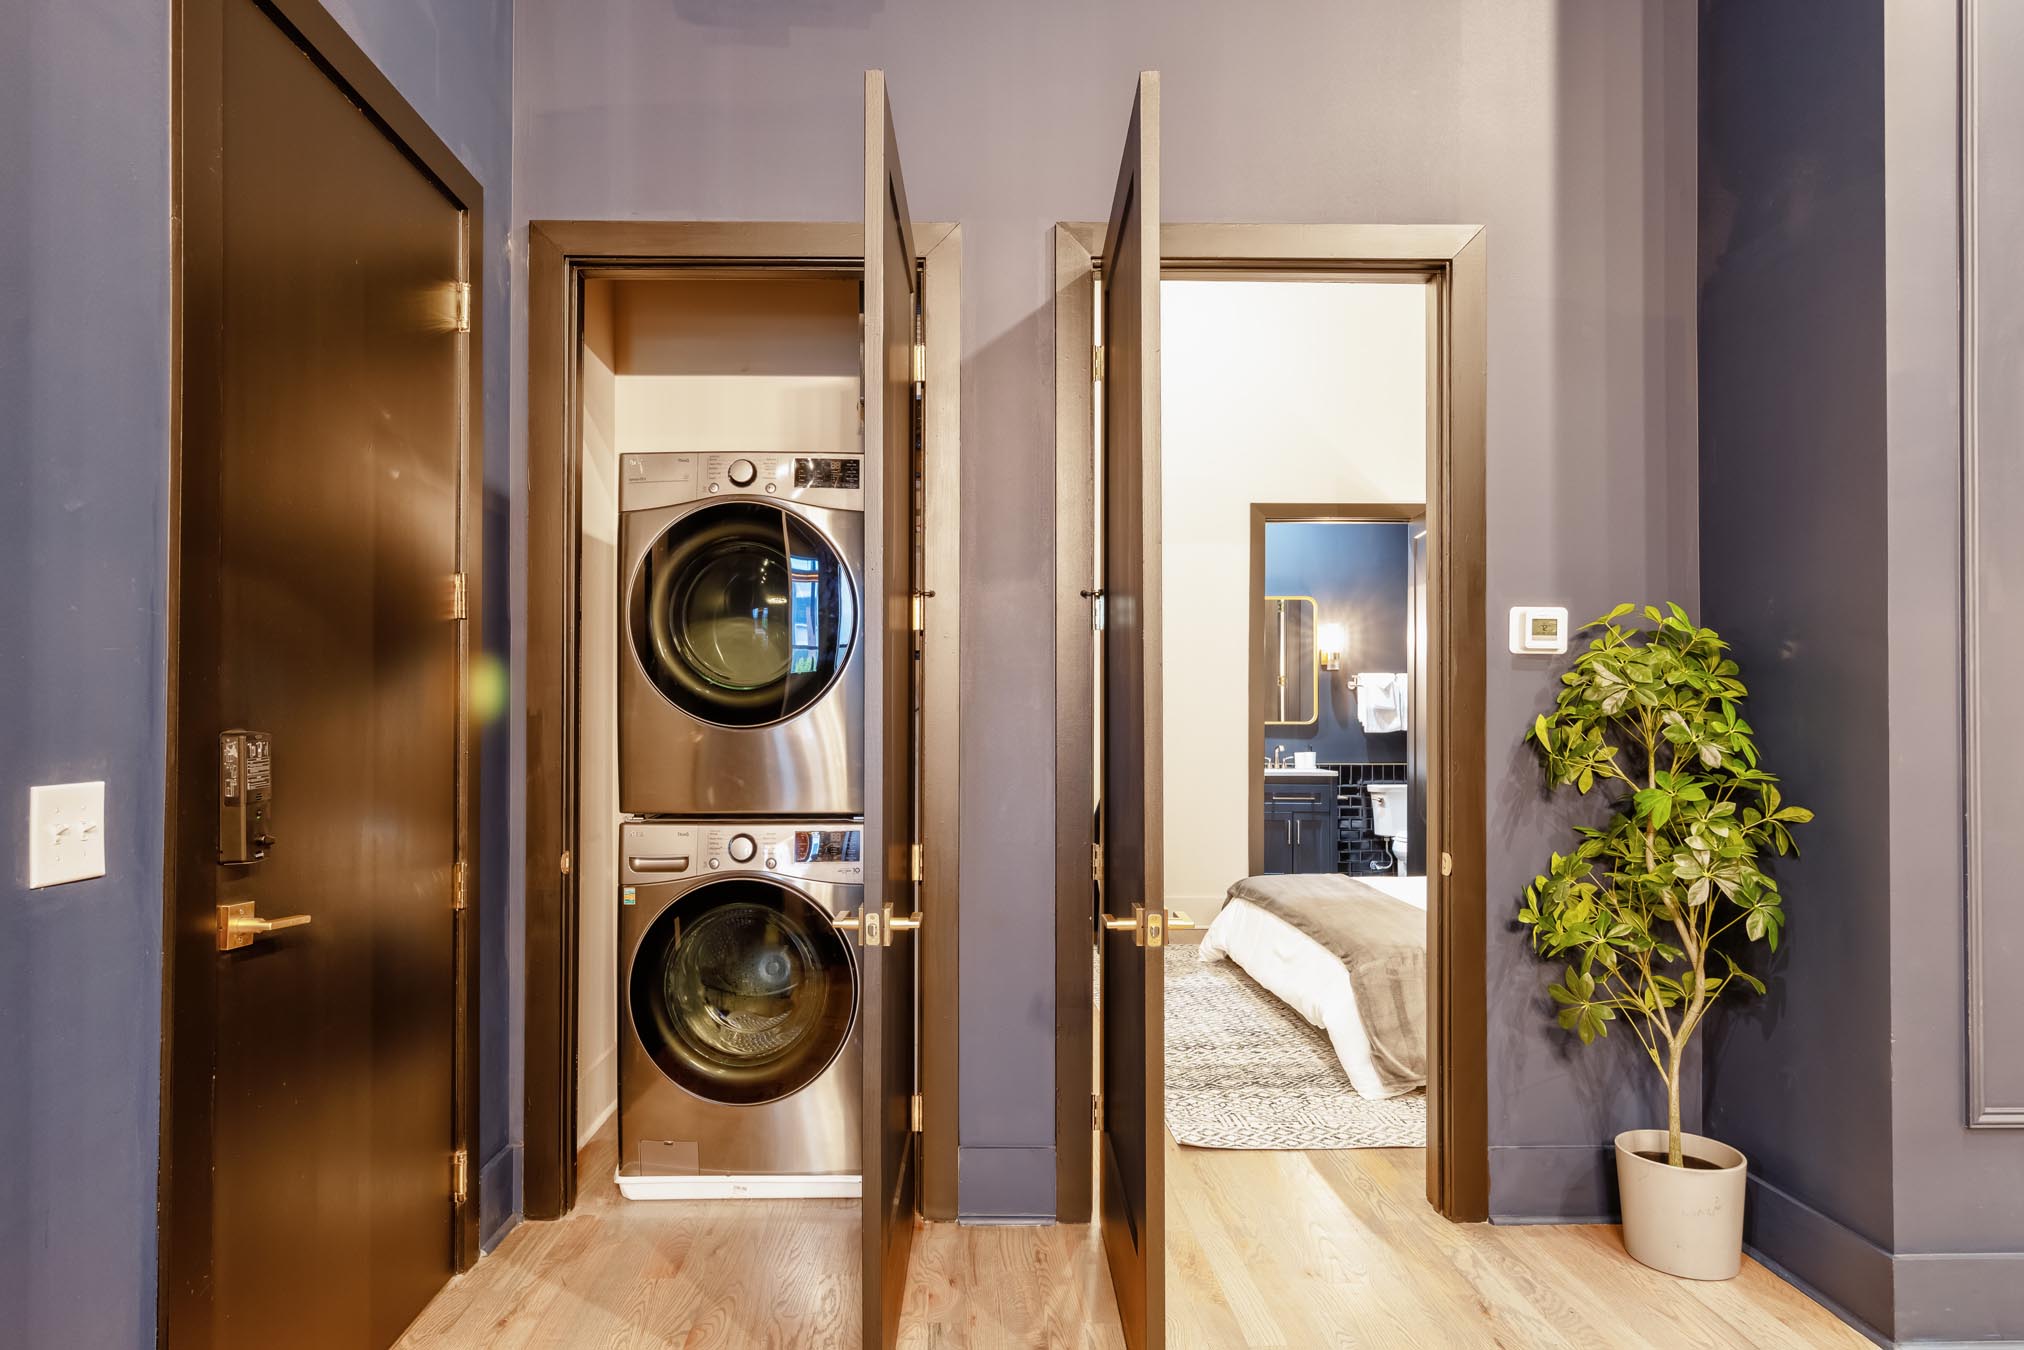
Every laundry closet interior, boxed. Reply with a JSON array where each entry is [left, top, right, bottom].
[[521, 78, 965, 1347]]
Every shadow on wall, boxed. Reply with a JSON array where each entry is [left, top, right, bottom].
[[669, 0, 885, 44]]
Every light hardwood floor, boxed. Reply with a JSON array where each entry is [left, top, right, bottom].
[[398, 1125, 1866, 1349]]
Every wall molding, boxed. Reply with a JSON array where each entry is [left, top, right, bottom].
[[1961, 0, 2024, 1130]]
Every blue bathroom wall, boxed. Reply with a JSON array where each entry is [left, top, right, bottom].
[[1263, 522, 1411, 768]]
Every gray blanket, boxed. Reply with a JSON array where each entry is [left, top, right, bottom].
[[1225, 873, 1427, 1094]]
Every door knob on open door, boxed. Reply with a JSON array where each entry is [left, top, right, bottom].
[[1102, 904, 1191, 947], [217, 901, 312, 951]]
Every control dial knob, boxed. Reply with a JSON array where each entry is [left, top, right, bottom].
[[725, 833, 758, 864], [726, 458, 758, 487]]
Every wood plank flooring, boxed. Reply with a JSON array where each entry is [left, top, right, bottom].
[[397, 1124, 1866, 1349]]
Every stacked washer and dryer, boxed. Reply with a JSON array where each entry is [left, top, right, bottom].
[[615, 448, 868, 1199]]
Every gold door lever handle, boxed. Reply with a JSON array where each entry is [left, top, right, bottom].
[[217, 901, 312, 951], [1102, 914, 1139, 932], [1100, 905, 1193, 947], [1167, 910, 1197, 930], [834, 905, 921, 948]]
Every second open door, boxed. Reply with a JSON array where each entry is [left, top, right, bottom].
[[862, 68, 926, 1350], [1095, 71, 1167, 1350]]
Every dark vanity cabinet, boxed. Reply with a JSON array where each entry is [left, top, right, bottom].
[[1262, 770, 1340, 874]]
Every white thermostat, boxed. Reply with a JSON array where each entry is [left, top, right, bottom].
[[1510, 606, 1569, 655]]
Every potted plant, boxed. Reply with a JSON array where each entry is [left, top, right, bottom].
[[1519, 603, 1811, 1280]]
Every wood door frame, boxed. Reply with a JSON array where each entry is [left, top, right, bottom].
[[522, 219, 963, 1220], [1245, 505, 1425, 877], [1054, 222, 1488, 1224], [161, 0, 488, 1335]]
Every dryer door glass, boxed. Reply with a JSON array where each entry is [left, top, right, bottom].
[[629, 878, 858, 1106], [630, 501, 857, 728]]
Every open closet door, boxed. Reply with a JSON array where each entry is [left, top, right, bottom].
[[861, 69, 923, 1350], [1097, 71, 1165, 1350]]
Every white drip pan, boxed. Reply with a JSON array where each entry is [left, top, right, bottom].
[[616, 1170, 862, 1201]]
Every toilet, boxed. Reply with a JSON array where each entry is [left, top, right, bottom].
[[1366, 782, 1409, 877]]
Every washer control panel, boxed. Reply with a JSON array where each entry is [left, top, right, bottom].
[[620, 819, 864, 885], [619, 452, 862, 513]]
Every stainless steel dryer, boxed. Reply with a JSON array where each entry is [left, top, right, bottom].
[[616, 818, 864, 1199], [619, 451, 863, 817]]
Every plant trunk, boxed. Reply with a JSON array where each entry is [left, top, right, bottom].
[[1666, 1045, 1685, 1167]]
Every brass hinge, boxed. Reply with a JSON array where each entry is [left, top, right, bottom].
[[560, 849, 573, 877], [1081, 588, 1105, 631], [445, 572, 469, 621], [1092, 1093, 1103, 1129], [1091, 841, 1103, 883], [452, 859, 468, 912], [1092, 344, 1106, 381], [450, 1148, 469, 1205], [910, 590, 935, 632], [910, 1093, 924, 1134], [452, 282, 472, 334], [911, 340, 926, 388], [911, 842, 924, 883], [1440, 851, 1453, 877]]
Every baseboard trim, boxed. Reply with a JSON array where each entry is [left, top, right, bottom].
[[958, 1145, 1056, 1223], [1487, 1143, 1615, 1224], [478, 1142, 522, 1253], [577, 1046, 617, 1150], [1741, 1172, 1895, 1342], [1894, 1249, 2024, 1346]]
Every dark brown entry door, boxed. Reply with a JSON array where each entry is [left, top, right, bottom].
[[1096, 71, 1165, 1350], [167, 2, 469, 1346], [861, 68, 925, 1350]]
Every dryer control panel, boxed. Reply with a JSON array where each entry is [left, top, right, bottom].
[[619, 452, 863, 513], [620, 819, 865, 885]]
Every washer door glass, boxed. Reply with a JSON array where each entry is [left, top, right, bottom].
[[629, 879, 857, 1106], [629, 500, 856, 728]]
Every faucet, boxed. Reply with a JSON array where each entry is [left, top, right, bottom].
[[1268, 744, 1291, 769]]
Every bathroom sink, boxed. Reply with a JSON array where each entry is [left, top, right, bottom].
[[1264, 767, 1333, 778]]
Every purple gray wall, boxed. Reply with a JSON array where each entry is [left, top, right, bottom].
[[0, 1, 510, 1344], [1700, 0, 2024, 1341], [511, 0, 1700, 1222]]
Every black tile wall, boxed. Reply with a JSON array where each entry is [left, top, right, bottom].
[[1325, 762, 1408, 875]]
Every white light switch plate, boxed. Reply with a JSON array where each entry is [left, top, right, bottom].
[[29, 781, 106, 888]]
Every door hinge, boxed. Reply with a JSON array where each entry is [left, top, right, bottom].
[[911, 340, 926, 390], [910, 1093, 924, 1134], [1081, 587, 1105, 631], [910, 590, 935, 633], [452, 859, 468, 912], [910, 842, 923, 883], [560, 849, 572, 877], [1091, 841, 1103, 883], [1440, 851, 1453, 877], [1092, 1093, 1103, 1129], [446, 572, 469, 621], [451, 1148, 469, 1205], [1092, 344, 1106, 382], [452, 281, 472, 334]]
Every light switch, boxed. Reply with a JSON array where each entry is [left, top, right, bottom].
[[29, 781, 106, 888]]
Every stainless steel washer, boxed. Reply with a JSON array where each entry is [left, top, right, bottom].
[[618, 451, 863, 817], [616, 818, 864, 1198]]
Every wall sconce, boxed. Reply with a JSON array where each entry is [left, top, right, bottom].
[[1318, 622, 1346, 672]]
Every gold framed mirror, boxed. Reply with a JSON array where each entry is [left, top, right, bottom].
[[1264, 594, 1319, 726]]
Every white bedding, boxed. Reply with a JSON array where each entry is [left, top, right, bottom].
[[1198, 875, 1427, 1100]]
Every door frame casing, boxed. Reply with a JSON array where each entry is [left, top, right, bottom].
[[521, 219, 963, 1221], [1053, 222, 1489, 1224], [1246, 504, 1425, 878], [162, 0, 488, 1337]]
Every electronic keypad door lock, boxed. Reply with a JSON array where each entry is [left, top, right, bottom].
[[219, 729, 276, 865]]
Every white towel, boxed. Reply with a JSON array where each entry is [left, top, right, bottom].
[[1356, 673, 1409, 733]]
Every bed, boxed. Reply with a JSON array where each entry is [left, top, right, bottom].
[[1197, 873, 1428, 1099]]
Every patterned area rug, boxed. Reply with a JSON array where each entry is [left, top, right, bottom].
[[1164, 943, 1425, 1150]]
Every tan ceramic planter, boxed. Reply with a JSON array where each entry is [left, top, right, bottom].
[[1614, 1129, 1747, 1280]]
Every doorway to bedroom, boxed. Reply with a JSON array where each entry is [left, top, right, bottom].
[[1156, 280, 1433, 1173]]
